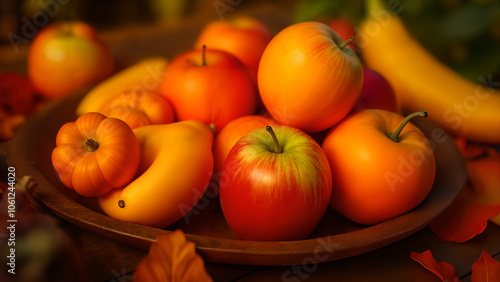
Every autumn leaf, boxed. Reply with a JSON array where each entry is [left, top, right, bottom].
[[410, 250, 460, 282], [430, 140, 500, 243], [471, 251, 500, 282], [430, 183, 500, 243], [411, 250, 500, 282], [133, 229, 212, 282]]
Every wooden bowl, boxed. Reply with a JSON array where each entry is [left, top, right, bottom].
[[7, 90, 467, 265]]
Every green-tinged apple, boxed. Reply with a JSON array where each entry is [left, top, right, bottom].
[[258, 21, 363, 133], [158, 47, 257, 134], [194, 16, 272, 84], [220, 125, 332, 240], [351, 67, 399, 113], [28, 21, 114, 99], [213, 115, 276, 180]]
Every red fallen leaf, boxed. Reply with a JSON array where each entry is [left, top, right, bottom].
[[430, 141, 500, 243], [133, 229, 212, 282], [410, 250, 460, 282], [430, 183, 500, 243], [471, 251, 500, 282]]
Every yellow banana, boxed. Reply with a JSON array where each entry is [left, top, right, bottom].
[[359, 0, 500, 144], [98, 120, 214, 228], [76, 57, 168, 116]]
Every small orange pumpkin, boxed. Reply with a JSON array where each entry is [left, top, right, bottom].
[[51, 112, 140, 197]]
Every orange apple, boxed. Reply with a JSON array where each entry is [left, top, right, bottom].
[[351, 67, 399, 113], [194, 16, 272, 84], [158, 47, 257, 134], [258, 21, 363, 133], [28, 21, 114, 98]]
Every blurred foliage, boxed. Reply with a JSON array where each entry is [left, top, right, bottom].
[[292, 0, 500, 83]]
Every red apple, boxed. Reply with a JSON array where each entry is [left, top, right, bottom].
[[194, 16, 272, 84], [28, 21, 114, 98], [220, 125, 332, 240], [327, 17, 357, 52], [158, 47, 257, 134], [351, 67, 399, 113], [258, 21, 363, 133]]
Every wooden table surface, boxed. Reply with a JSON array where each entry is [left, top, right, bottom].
[[2, 2, 500, 281], [60, 217, 500, 282], [1, 135, 498, 282]]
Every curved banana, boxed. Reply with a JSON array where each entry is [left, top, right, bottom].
[[76, 57, 168, 116], [98, 120, 214, 228], [359, 0, 500, 144]]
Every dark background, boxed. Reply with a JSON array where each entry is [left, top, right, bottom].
[[1, 0, 499, 82]]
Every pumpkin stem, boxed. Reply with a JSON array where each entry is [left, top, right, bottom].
[[387, 111, 427, 142], [266, 126, 282, 154], [85, 138, 99, 152], [202, 45, 207, 66]]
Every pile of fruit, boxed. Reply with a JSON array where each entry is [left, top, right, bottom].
[[14, 0, 497, 242]]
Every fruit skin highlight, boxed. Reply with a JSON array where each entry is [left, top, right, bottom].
[[258, 21, 363, 133]]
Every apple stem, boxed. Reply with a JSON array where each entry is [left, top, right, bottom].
[[339, 36, 354, 50], [85, 138, 99, 152], [266, 126, 282, 154], [387, 111, 428, 142], [202, 45, 207, 66]]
